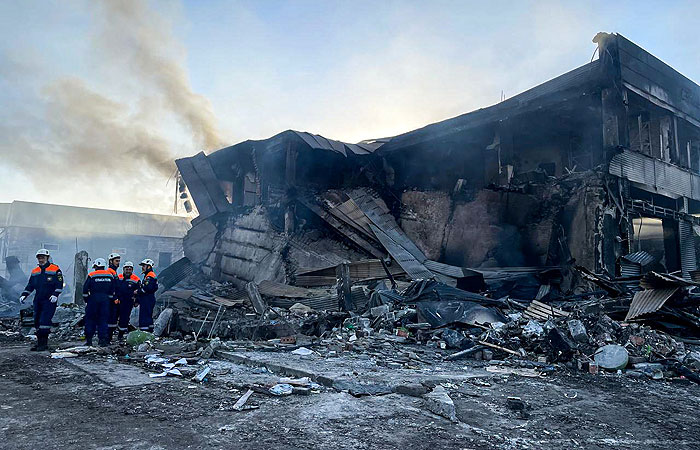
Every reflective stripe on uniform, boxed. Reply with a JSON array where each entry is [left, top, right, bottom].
[[118, 327, 128, 331], [39, 325, 52, 329], [139, 327, 150, 330], [107, 323, 117, 328]]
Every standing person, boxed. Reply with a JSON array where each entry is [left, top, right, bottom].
[[82, 258, 115, 347], [107, 253, 121, 276], [106, 253, 121, 341], [137, 258, 158, 333], [19, 249, 63, 351], [116, 261, 140, 341]]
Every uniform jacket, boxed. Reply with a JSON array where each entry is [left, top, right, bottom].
[[82, 269, 116, 302], [22, 263, 63, 301], [138, 270, 158, 302], [116, 273, 141, 301]]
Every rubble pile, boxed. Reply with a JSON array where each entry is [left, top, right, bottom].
[[126, 255, 700, 384]]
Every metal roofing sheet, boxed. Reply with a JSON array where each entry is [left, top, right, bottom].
[[620, 251, 655, 266], [626, 287, 678, 320], [609, 150, 700, 201], [679, 220, 697, 279]]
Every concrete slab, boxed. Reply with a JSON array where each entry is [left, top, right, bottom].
[[65, 357, 168, 387]]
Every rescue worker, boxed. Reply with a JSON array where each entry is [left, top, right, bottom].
[[107, 252, 121, 276], [116, 261, 140, 341], [19, 249, 63, 351], [106, 252, 121, 341], [82, 258, 116, 347], [136, 258, 158, 333]]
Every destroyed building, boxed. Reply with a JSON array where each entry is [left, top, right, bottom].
[[175, 33, 700, 297]]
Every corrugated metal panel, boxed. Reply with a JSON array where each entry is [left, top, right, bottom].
[[655, 160, 692, 198], [679, 220, 697, 279], [523, 300, 570, 320], [369, 223, 434, 280], [609, 150, 700, 201], [620, 251, 655, 266], [609, 150, 656, 187], [424, 260, 469, 278], [640, 271, 697, 289], [690, 270, 700, 283], [619, 262, 641, 277], [268, 286, 368, 311], [157, 257, 196, 293], [625, 287, 678, 320]]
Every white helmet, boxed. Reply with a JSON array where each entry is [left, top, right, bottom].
[[36, 249, 50, 257], [123, 261, 134, 268], [139, 258, 155, 267], [109, 252, 120, 260], [93, 258, 107, 268]]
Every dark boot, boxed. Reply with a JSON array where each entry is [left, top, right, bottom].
[[29, 339, 39, 351], [98, 338, 109, 348], [85, 336, 94, 347], [117, 330, 125, 341], [35, 334, 49, 352], [107, 328, 115, 343]]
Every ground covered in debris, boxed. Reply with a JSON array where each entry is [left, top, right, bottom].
[[0, 340, 698, 450]]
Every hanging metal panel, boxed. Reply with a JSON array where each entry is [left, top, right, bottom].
[[678, 219, 697, 279]]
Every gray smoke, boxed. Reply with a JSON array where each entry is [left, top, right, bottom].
[[0, 0, 222, 211], [95, 0, 223, 151]]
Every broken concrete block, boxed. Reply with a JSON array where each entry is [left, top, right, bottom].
[[594, 344, 629, 370], [289, 303, 314, 315], [567, 319, 588, 343], [201, 337, 221, 359], [423, 385, 458, 422], [522, 320, 544, 338], [370, 304, 390, 317], [393, 383, 430, 397], [194, 366, 211, 382], [683, 351, 700, 370], [153, 308, 174, 337]]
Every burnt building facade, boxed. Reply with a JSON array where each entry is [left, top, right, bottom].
[[175, 33, 700, 290]]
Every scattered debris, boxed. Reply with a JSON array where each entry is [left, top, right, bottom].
[[232, 389, 255, 411]]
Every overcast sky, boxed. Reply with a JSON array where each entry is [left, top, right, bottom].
[[1, 0, 698, 215]]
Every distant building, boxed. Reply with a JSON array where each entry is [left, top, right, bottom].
[[0, 201, 190, 298]]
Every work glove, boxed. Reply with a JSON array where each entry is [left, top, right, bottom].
[[49, 295, 58, 303], [19, 295, 27, 304], [114, 299, 120, 305]]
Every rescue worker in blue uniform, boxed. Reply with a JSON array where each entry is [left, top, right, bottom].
[[116, 261, 140, 341], [106, 252, 121, 342], [19, 249, 63, 351], [136, 258, 158, 333], [82, 258, 116, 347]]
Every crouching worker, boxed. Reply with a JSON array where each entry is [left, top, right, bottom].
[[82, 258, 115, 347], [19, 249, 63, 351], [136, 258, 158, 333], [116, 261, 140, 341]]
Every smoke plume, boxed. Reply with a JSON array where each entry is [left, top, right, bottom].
[[0, 0, 223, 213]]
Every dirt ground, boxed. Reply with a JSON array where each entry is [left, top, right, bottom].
[[0, 340, 698, 450]]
